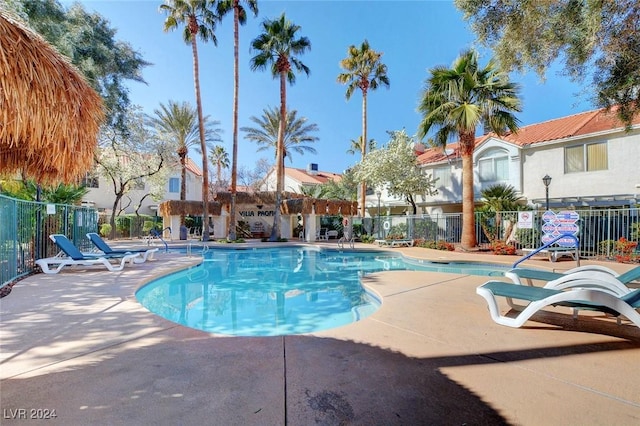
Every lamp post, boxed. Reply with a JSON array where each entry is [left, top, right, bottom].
[[376, 190, 381, 238], [542, 174, 552, 211]]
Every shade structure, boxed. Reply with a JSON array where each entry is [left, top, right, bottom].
[[159, 200, 223, 217], [0, 12, 104, 184]]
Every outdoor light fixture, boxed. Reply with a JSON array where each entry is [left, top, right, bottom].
[[542, 174, 552, 211]]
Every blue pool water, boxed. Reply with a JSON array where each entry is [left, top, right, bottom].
[[136, 247, 507, 336]]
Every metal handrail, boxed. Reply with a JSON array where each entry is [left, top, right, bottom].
[[512, 233, 580, 268], [148, 227, 170, 252]]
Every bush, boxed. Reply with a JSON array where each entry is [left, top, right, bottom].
[[100, 223, 112, 237], [415, 239, 455, 251], [385, 233, 405, 240], [600, 237, 639, 263], [360, 234, 377, 244], [142, 221, 156, 233], [515, 227, 540, 248], [490, 240, 517, 255]]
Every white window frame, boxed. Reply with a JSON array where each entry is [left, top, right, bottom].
[[168, 177, 180, 193], [432, 167, 452, 189], [477, 148, 509, 182], [564, 141, 608, 173]]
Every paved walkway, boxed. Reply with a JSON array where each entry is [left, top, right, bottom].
[[1, 243, 639, 425]]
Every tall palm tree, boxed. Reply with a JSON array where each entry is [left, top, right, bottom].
[[160, 0, 219, 241], [346, 135, 376, 156], [209, 144, 230, 186], [216, 0, 258, 241], [417, 49, 521, 249], [337, 39, 389, 217], [249, 13, 311, 241], [241, 107, 319, 162], [147, 100, 222, 226]]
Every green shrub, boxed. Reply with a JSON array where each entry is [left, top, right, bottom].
[[415, 239, 455, 251], [100, 223, 112, 237], [515, 227, 540, 248], [142, 221, 156, 233], [360, 234, 376, 244]]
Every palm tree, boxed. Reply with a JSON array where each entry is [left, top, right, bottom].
[[216, 0, 258, 241], [209, 144, 230, 186], [147, 100, 222, 226], [160, 0, 219, 241], [241, 107, 319, 162], [346, 135, 376, 156], [337, 39, 389, 217], [479, 184, 524, 243], [249, 13, 311, 241], [417, 49, 521, 249]]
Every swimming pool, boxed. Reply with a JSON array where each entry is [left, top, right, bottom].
[[136, 247, 507, 336]]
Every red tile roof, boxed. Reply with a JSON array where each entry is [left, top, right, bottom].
[[418, 107, 640, 165], [416, 135, 489, 165], [285, 167, 342, 185], [185, 157, 202, 177]]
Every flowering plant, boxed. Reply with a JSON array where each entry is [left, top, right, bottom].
[[490, 240, 517, 255], [614, 237, 638, 263], [416, 239, 455, 251]]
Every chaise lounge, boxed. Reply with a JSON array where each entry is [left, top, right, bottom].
[[36, 234, 140, 274], [87, 232, 158, 263], [476, 280, 640, 328], [505, 264, 640, 288], [375, 239, 414, 248]]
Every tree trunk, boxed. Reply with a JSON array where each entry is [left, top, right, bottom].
[[191, 35, 209, 241], [460, 131, 477, 249], [179, 151, 187, 226], [270, 70, 287, 241], [228, 3, 240, 241], [360, 90, 368, 217]]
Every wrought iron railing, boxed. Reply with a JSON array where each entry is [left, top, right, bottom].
[[1, 194, 98, 289]]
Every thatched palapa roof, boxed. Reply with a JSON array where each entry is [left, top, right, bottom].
[[0, 12, 104, 184], [213, 191, 303, 205], [159, 193, 357, 217], [159, 200, 222, 217]]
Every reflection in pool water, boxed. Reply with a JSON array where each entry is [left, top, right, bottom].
[[136, 247, 506, 336]]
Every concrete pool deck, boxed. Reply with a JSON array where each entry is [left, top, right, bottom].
[[1, 242, 639, 425]]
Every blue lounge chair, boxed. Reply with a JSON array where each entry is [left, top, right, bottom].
[[87, 232, 158, 263], [36, 234, 140, 274], [476, 280, 640, 328]]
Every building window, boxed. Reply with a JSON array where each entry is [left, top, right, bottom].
[[565, 142, 608, 173], [478, 148, 509, 182], [169, 177, 180, 193], [432, 167, 451, 188], [81, 172, 99, 188]]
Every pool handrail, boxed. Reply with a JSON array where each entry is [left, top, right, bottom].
[[513, 233, 580, 269], [148, 227, 170, 252]]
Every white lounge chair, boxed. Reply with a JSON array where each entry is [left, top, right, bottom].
[[476, 280, 640, 328], [87, 232, 158, 263], [36, 234, 140, 274], [375, 239, 413, 248], [505, 265, 640, 288]]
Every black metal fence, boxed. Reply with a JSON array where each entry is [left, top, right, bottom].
[[369, 208, 639, 258], [3, 192, 638, 290], [1, 194, 98, 289]]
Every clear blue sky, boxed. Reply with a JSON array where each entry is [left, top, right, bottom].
[[69, 0, 593, 176]]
